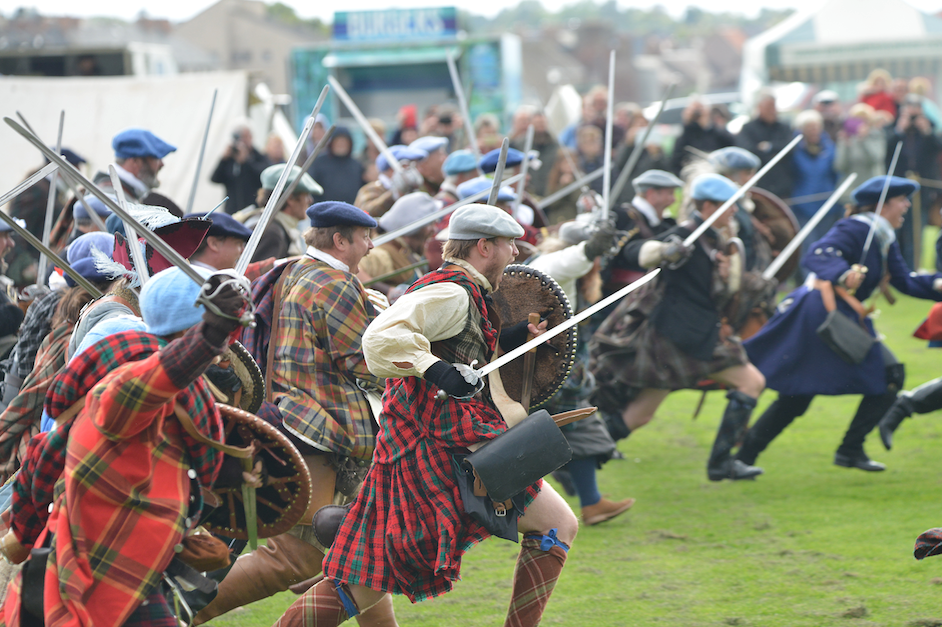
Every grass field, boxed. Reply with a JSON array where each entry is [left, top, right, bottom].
[[211, 293, 942, 627]]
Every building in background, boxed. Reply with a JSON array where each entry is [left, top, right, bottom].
[[174, 0, 326, 94]]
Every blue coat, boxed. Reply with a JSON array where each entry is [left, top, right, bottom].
[[744, 218, 942, 396], [790, 133, 837, 221]]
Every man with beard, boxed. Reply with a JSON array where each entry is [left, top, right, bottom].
[[94, 128, 176, 201]]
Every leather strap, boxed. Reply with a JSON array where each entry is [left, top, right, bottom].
[[814, 279, 870, 324], [266, 260, 299, 403], [54, 399, 86, 428], [173, 403, 254, 458], [551, 407, 598, 428]]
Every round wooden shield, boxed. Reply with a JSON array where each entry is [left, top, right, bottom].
[[751, 187, 801, 282], [202, 404, 311, 540], [489, 265, 577, 409]]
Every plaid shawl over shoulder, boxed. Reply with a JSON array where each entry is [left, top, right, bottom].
[[2, 328, 224, 627], [323, 268, 540, 602], [271, 258, 382, 459], [0, 321, 73, 484]]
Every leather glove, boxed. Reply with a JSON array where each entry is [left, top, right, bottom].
[[201, 275, 245, 347], [661, 235, 693, 266], [424, 360, 481, 398], [583, 222, 618, 259]]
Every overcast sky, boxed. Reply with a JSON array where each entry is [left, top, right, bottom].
[[5, 0, 941, 24]]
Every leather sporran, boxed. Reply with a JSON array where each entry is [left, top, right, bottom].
[[816, 310, 875, 365], [451, 454, 525, 542]]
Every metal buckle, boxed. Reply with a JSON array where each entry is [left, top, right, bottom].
[[494, 502, 507, 517]]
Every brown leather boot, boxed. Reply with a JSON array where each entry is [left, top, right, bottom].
[[193, 532, 325, 624], [581, 497, 636, 526]]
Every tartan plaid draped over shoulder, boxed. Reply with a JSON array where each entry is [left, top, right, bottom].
[[270, 258, 383, 460], [323, 267, 540, 603], [2, 328, 225, 627], [0, 321, 73, 484]]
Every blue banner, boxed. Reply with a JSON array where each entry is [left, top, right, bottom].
[[333, 7, 458, 42]]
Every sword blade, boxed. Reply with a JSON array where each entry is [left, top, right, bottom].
[[185, 89, 217, 215], [0, 167, 103, 298], [536, 166, 608, 210], [109, 165, 150, 284], [235, 85, 329, 276], [327, 75, 404, 176], [480, 268, 661, 377], [602, 49, 616, 221], [5, 117, 205, 287], [488, 138, 510, 206], [36, 110, 64, 283], [762, 173, 858, 281], [682, 134, 802, 248], [860, 141, 903, 264], [609, 82, 676, 209], [513, 125, 534, 214], [446, 50, 482, 169]]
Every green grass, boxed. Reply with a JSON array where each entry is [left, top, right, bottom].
[[210, 294, 942, 627]]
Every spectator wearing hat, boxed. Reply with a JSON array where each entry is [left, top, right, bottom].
[[410, 136, 448, 196], [735, 90, 795, 201], [308, 126, 364, 205], [94, 128, 176, 202], [354, 144, 427, 218], [670, 98, 734, 176], [741, 175, 942, 473], [602, 169, 682, 297], [360, 192, 442, 293], [211, 124, 272, 214], [437, 149, 479, 205], [195, 201, 397, 626], [812, 90, 844, 142], [590, 173, 766, 482], [72, 195, 112, 236], [232, 164, 323, 263]]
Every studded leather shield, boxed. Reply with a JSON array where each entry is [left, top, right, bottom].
[[489, 264, 577, 410], [750, 187, 800, 282], [201, 404, 312, 540]]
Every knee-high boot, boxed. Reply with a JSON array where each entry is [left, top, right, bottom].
[[879, 376, 942, 449], [834, 393, 895, 471], [736, 395, 813, 465], [707, 390, 763, 481]]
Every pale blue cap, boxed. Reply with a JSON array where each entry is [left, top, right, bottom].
[[690, 173, 739, 203], [140, 266, 213, 336]]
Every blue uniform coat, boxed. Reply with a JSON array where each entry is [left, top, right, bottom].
[[744, 217, 942, 396]]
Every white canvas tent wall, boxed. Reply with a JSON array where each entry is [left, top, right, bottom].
[[0, 71, 249, 218], [741, 0, 942, 108]]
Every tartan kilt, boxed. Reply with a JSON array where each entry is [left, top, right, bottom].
[[591, 316, 747, 415], [322, 448, 540, 603]]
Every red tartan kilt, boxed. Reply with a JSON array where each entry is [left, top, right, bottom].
[[323, 445, 540, 603]]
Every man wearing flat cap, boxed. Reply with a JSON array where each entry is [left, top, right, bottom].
[[603, 169, 683, 296], [437, 149, 479, 205], [272, 203, 578, 627], [196, 201, 396, 625], [233, 163, 323, 263], [410, 135, 449, 196], [184, 211, 275, 281], [590, 173, 767, 482], [94, 128, 176, 202]]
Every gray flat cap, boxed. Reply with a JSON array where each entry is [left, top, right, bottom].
[[632, 169, 683, 192], [448, 203, 525, 240]]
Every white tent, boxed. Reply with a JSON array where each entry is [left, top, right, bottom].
[[741, 0, 942, 106], [0, 71, 249, 218]]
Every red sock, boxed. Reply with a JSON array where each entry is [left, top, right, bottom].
[[504, 534, 569, 627], [274, 578, 351, 627]]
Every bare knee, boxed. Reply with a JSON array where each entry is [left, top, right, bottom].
[[552, 506, 579, 547], [743, 367, 765, 398]]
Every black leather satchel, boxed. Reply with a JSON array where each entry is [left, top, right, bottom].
[[816, 309, 875, 365]]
